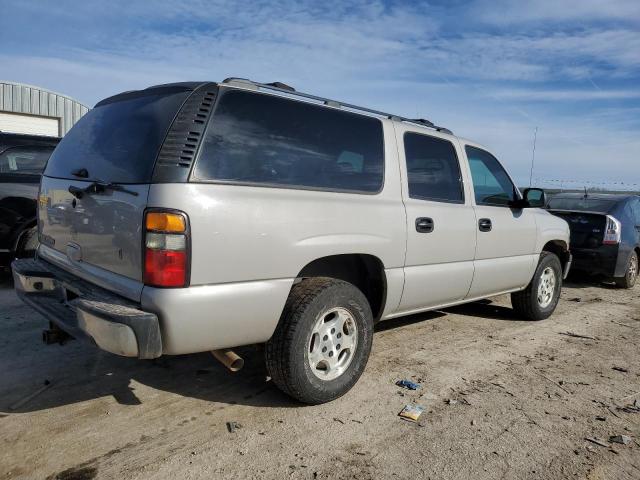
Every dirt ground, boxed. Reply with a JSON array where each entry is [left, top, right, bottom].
[[1, 274, 639, 480]]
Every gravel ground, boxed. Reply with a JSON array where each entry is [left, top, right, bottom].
[[0, 274, 639, 480]]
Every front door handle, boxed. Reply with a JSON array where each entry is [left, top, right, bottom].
[[416, 217, 434, 233], [478, 218, 492, 232]]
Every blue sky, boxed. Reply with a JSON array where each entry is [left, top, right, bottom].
[[2, 0, 639, 188]]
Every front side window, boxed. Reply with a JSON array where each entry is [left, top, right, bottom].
[[0, 146, 54, 175], [466, 146, 516, 207], [193, 90, 384, 193], [404, 132, 464, 203]]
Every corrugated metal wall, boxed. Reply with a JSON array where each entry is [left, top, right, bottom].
[[0, 82, 89, 136]]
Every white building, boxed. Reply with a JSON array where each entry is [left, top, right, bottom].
[[0, 81, 88, 137]]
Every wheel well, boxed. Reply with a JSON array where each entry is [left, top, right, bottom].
[[296, 254, 387, 321], [13, 220, 37, 253], [542, 240, 570, 264]]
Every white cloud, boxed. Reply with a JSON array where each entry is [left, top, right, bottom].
[[1, 0, 638, 188]]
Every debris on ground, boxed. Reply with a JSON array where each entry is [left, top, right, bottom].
[[398, 404, 425, 423], [568, 297, 582, 302], [612, 366, 628, 373], [610, 435, 632, 445], [595, 416, 606, 421], [617, 399, 640, 414], [559, 331, 597, 340], [226, 421, 242, 433], [396, 379, 421, 390], [9, 380, 52, 411], [446, 399, 458, 405], [333, 418, 345, 424], [585, 437, 610, 448]]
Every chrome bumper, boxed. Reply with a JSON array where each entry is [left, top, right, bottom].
[[12, 257, 162, 359]]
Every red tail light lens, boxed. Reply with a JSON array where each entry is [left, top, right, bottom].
[[144, 249, 187, 287], [603, 215, 621, 245], [144, 210, 189, 288]]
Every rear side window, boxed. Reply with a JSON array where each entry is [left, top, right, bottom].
[[466, 145, 516, 207], [404, 132, 463, 203], [44, 89, 191, 183], [0, 146, 54, 174], [193, 90, 384, 193]]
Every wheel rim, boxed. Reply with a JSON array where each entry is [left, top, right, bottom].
[[307, 307, 358, 381], [629, 255, 638, 284], [537, 267, 556, 308]]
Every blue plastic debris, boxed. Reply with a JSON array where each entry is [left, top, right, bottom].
[[396, 379, 421, 390]]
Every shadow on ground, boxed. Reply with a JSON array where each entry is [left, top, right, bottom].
[[0, 275, 591, 415]]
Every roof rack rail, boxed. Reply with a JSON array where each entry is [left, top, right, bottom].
[[220, 78, 453, 135]]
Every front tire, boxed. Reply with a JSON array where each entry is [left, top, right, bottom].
[[615, 251, 638, 289], [511, 252, 562, 320], [265, 277, 373, 404]]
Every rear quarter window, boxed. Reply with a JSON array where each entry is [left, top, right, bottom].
[[192, 89, 384, 193]]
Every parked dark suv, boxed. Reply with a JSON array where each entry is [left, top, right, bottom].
[[548, 193, 640, 288], [0, 132, 60, 269]]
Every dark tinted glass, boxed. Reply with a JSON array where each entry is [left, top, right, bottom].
[[404, 133, 463, 203], [193, 90, 384, 193], [547, 197, 620, 213], [45, 90, 190, 183], [0, 146, 53, 174], [466, 146, 516, 206]]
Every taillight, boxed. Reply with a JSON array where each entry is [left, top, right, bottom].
[[144, 211, 189, 287], [603, 215, 621, 245]]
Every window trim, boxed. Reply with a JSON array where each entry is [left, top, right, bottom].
[[465, 144, 519, 208], [188, 87, 386, 195], [403, 131, 465, 204]]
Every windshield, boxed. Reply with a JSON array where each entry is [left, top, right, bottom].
[[547, 196, 620, 213], [44, 89, 190, 184], [0, 146, 54, 175]]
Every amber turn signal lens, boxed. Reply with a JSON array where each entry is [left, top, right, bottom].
[[146, 212, 186, 233]]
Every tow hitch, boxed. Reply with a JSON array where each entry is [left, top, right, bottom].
[[42, 323, 73, 345]]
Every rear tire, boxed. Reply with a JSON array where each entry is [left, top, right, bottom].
[[511, 252, 562, 321], [265, 277, 373, 404], [615, 251, 638, 289], [16, 227, 39, 258]]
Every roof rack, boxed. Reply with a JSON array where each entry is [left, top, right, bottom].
[[220, 78, 453, 135]]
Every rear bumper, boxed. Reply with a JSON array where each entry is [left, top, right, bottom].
[[563, 253, 573, 280], [570, 246, 618, 277], [11, 257, 162, 359]]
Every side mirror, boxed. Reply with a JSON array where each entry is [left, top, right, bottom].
[[523, 188, 546, 208]]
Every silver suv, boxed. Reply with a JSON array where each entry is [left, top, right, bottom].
[[12, 78, 571, 404]]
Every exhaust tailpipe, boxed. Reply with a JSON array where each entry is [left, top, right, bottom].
[[211, 348, 244, 372]]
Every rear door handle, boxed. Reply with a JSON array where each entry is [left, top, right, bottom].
[[478, 218, 492, 232], [415, 217, 434, 233]]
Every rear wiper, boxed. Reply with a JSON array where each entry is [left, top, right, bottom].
[[68, 180, 139, 199]]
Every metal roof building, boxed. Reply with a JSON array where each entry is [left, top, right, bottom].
[[0, 81, 89, 137]]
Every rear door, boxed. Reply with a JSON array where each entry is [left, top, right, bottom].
[[38, 86, 194, 300], [463, 144, 538, 298], [395, 127, 476, 313]]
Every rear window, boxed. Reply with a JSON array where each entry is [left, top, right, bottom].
[[0, 146, 54, 174], [192, 89, 384, 193], [547, 196, 620, 213], [44, 89, 190, 183]]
